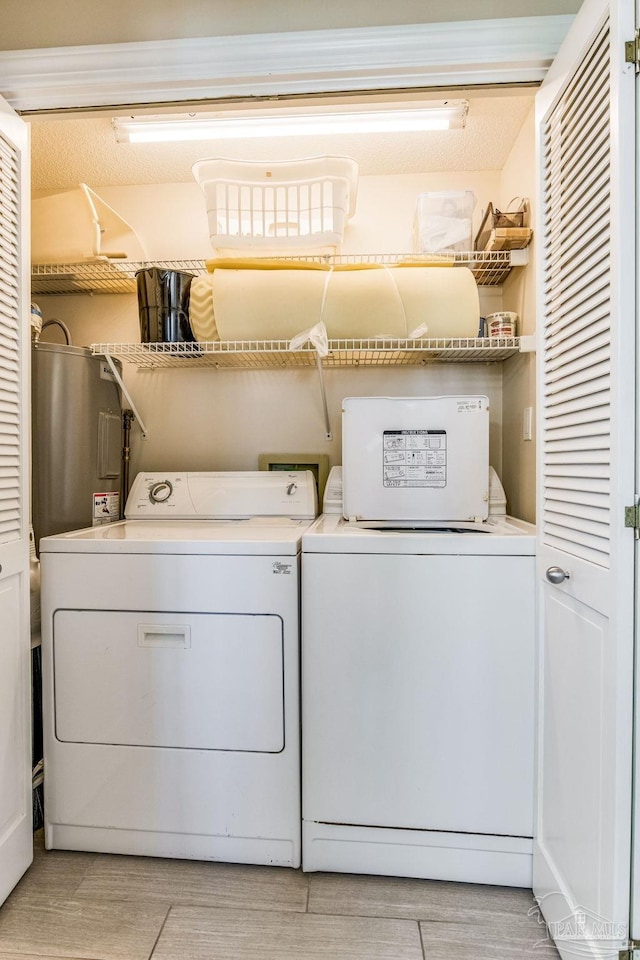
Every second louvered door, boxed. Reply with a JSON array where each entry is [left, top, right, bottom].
[[534, 0, 636, 954], [0, 96, 31, 905]]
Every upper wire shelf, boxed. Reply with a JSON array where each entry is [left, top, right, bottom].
[[32, 250, 527, 296], [90, 337, 522, 369]]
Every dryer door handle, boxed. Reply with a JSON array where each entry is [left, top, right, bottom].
[[137, 624, 191, 649]]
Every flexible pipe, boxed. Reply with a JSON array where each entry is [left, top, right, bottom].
[[37, 318, 72, 345]]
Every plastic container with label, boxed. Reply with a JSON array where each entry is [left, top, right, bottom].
[[414, 190, 476, 254], [486, 312, 518, 337]]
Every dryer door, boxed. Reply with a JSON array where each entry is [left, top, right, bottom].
[[52, 610, 284, 752]]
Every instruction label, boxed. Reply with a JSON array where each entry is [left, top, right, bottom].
[[93, 491, 120, 525], [383, 430, 447, 488]]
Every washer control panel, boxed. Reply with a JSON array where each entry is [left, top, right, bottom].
[[126, 471, 317, 519]]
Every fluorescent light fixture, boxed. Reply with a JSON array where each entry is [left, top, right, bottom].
[[113, 101, 469, 144]]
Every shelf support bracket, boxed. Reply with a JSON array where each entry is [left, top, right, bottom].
[[315, 354, 332, 441], [102, 353, 149, 438]]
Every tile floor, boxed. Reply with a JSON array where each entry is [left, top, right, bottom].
[[0, 838, 560, 959]]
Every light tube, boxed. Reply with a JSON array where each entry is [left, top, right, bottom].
[[113, 102, 469, 144]]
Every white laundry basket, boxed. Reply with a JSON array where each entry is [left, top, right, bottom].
[[192, 156, 359, 256]]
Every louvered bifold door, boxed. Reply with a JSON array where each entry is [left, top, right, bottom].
[[542, 19, 611, 566], [0, 95, 31, 907], [0, 131, 21, 544], [534, 0, 637, 948]]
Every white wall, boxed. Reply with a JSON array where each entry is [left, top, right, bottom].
[[87, 170, 501, 261], [35, 168, 508, 488], [38, 294, 504, 480], [500, 105, 536, 338], [36, 327, 505, 486], [499, 105, 536, 523], [2, 0, 581, 50]]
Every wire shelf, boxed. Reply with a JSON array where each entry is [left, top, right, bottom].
[[91, 337, 521, 369], [33, 250, 526, 296]]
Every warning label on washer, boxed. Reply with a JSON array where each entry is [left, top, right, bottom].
[[383, 430, 447, 488], [92, 491, 120, 525]]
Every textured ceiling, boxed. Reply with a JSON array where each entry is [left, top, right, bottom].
[[30, 93, 535, 191]]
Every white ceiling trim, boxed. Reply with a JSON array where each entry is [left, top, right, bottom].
[[0, 15, 573, 113]]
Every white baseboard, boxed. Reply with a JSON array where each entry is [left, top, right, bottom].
[[303, 820, 533, 887], [46, 823, 298, 867]]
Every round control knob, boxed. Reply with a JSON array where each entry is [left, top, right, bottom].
[[286, 482, 297, 496], [546, 565, 570, 584], [149, 480, 173, 504]]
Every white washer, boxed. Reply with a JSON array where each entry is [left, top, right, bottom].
[[302, 502, 536, 886], [303, 398, 536, 886], [40, 471, 316, 867], [302, 396, 535, 886]]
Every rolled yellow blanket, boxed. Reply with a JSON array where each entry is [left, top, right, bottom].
[[189, 263, 479, 342], [188, 272, 219, 341]]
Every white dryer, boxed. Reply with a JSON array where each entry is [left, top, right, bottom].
[[40, 471, 316, 867], [302, 397, 536, 887]]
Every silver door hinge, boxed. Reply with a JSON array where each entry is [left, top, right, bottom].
[[620, 944, 640, 959], [625, 502, 640, 537], [625, 31, 640, 72]]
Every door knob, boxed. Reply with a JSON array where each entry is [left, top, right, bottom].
[[546, 565, 570, 584]]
